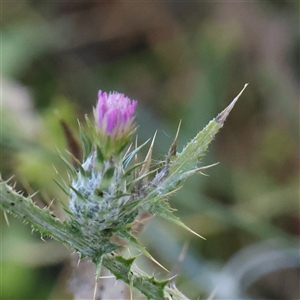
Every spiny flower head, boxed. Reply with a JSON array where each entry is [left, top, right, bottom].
[[94, 90, 137, 155]]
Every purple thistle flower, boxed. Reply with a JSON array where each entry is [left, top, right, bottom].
[[94, 90, 137, 153]]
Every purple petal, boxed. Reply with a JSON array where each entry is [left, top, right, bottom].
[[106, 110, 118, 134]]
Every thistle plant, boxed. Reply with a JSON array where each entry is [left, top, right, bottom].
[[0, 84, 248, 299]]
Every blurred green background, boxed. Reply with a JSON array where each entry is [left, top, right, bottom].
[[1, 2, 299, 299]]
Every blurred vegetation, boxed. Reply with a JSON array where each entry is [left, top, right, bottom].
[[1, 2, 299, 299]]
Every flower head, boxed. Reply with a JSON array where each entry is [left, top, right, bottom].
[[94, 90, 137, 154]]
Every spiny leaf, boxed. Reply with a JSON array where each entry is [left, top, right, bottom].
[[166, 84, 248, 188]]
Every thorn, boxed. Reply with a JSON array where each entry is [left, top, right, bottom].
[[184, 225, 206, 240], [161, 186, 182, 198], [65, 149, 82, 168], [48, 198, 55, 209], [93, 279, 98, 300], [198, 171, 209, 177], [168, 120, 182, 157], [207, 287, 217, 300], [52, 164, 59, 174], [126, 247, 133, 257], [167, 274, 178, 282], [134, 214, 154, 225], [6, 175, 15, 183], [3, 212, 9, 226], [123, 143, 133, 158], [148, 254, 169, 273], [40, 190, 52, 207], [196, 162, 220, 170], [131, 228, 139, 235], [139, 131, 157, 178], [133, 136, 138, 179], [178, 240, 189, 264], [30, 190, 40, 198], [185, 163, 220, 177], [167, 241, 189, 284], [216, 83, 248, 124], [133, 168, 159, 185], [98, 275, 115, 279], [93, 256, 103, 300]]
